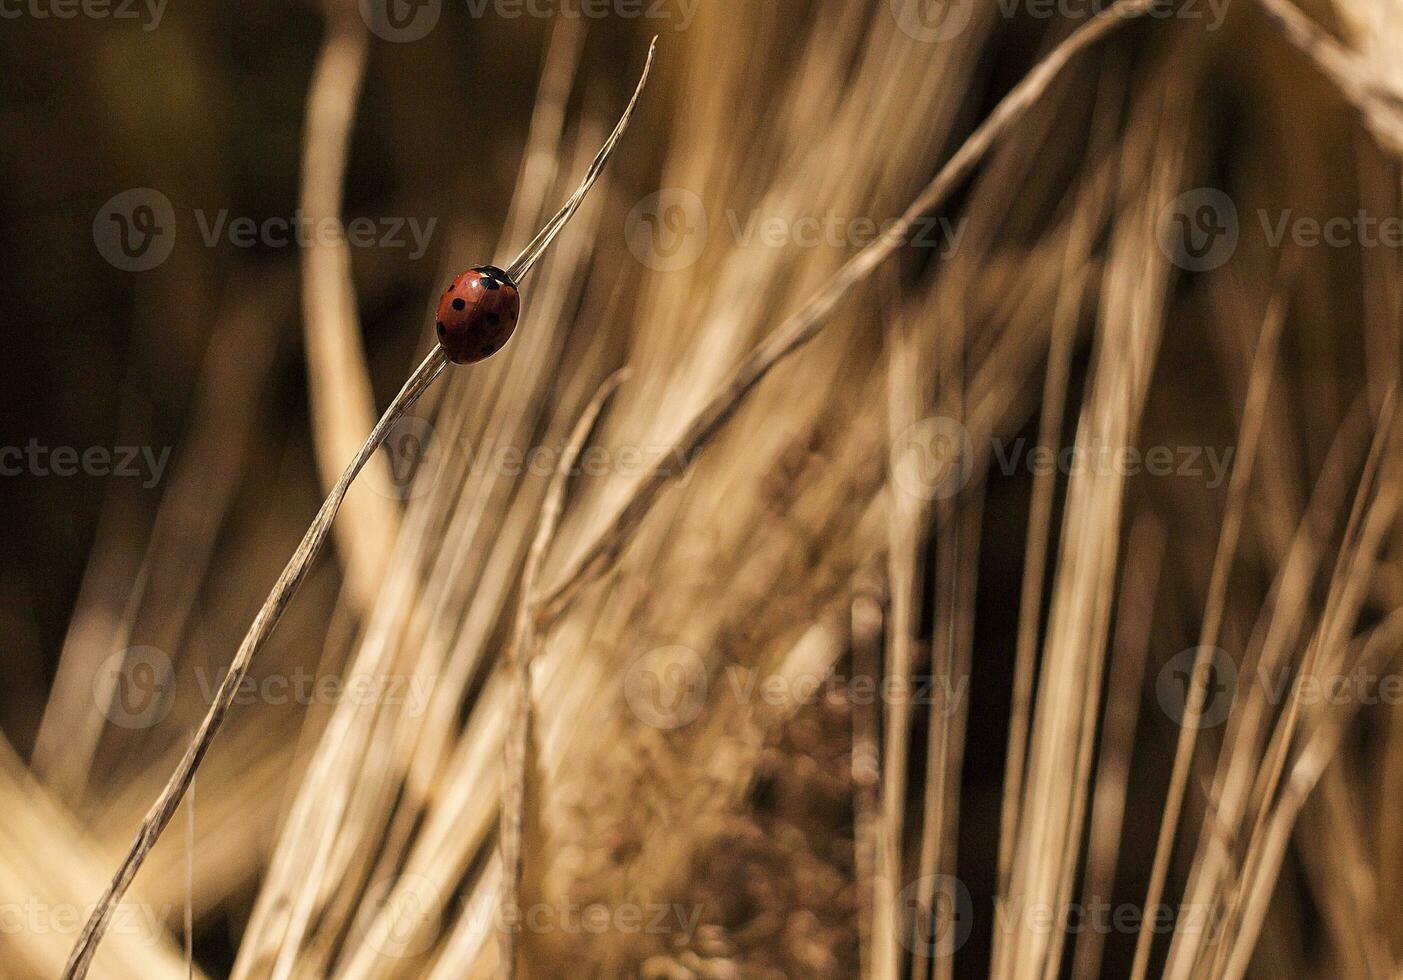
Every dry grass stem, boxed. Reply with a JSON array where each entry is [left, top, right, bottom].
[[300, 0, 402, 611], [13, 3, 1403, 979], [62, 44, 658, 975], [61, 346, 448, 980], [1129, 259, 1291, 979], [499, 366, 630, 978], [536, 0, 1160, 628]]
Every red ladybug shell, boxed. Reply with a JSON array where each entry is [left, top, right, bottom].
[[435, 266, 521, 364]]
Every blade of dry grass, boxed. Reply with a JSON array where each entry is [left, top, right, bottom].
[[873, 286, 928, 980], [534, 0, 1161, 629], [1161, 396, 1374, 980], [530, 0, 1156, 633], [1220, 608, 1403, 980], [507, 37, 657, 284], [1253, 0, 1403, 156], [61, 346, 448, 980], [300, 0, 402, 612], [851, 574, 885, 980], [1128, 257, 1292, 980], [1070, 514, 1166, 980], [911, 480, 983, 980], [996, 57, 1124, 899], [499, 367, 630, 979], [1209, 403, 1401, 978], [95, 710, 308, 920], [33, 269, 290, 804], [994, 58, 1190, 976], [64, 46, 657, 976], [497, 19, 588, 262], [230, 63, 649, 980], [0, 735, 202, 980]]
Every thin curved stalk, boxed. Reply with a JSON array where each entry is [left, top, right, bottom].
[[62, 39, 658, 979], [61, 347, 447, 980]]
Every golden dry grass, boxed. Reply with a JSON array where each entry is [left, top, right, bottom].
[[1, 0, 1401, 977]]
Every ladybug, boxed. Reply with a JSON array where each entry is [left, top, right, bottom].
[[435, 265, 521, 364]]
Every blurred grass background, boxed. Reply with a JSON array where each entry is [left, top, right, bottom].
[[1, 0, 1401, 977]]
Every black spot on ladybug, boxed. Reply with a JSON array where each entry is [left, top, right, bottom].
[[486, 313, 500, 327], [452, 298, 466, 311]]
